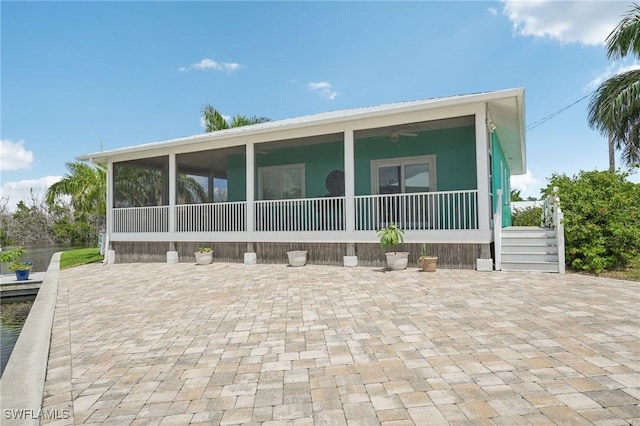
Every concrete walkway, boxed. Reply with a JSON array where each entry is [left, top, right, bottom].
[[40, 263, 639, 425]]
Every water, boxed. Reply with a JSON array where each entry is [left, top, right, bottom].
[[0, 295, 35, 377]]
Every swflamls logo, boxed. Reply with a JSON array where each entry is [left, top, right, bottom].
[[4, 409, 71, 420]]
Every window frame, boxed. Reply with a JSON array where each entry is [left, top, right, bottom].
[[371, 155, 437, 195], [257, 163, 306, 200]]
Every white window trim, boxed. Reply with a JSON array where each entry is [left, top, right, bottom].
[[371, 155, 437, 194], [258, 163, 306, 200]]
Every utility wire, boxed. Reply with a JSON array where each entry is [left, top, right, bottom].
[[526, 91, 595, 131]]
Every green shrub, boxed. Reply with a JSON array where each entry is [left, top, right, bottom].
[[512, 206, 542, 226], [545, 169, 640, 273]]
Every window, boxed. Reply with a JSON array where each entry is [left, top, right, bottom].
[[371, 156, 436, 194], [258, 164, 305, 200]]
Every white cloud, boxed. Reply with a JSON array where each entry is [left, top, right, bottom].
[[1, 176, 62, 211], [511, 169, 541, 198], [308, 81, 338, 100], [586, 60, 640, 90], [178, 58, 242, 73], [488, 7, 498, 16], [0, 139, 35, 171], [502, 0, 629, 46]]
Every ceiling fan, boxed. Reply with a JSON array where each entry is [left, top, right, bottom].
[[390, 129, 418, 142]]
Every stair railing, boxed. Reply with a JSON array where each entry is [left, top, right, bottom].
[[494, 189, 502, 271], [541, 187, 565, 273]]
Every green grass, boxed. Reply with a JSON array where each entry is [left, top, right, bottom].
[[571, 256, 640, 282], [598, 256, 640, 282], [60, 248, 103, 269]]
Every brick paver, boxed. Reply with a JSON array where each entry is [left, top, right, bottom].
[[40, 263, 640, 424]]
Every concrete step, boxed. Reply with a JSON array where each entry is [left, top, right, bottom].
[[501, 260, 559, 273], [502, 252, 559, 263]]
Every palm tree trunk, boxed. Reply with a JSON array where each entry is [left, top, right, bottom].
[[608, 133, 615, 172]]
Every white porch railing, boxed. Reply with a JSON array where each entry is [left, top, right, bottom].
[[113, 206, 169, 233], [354, 190, 478, 231], [177, 202, 246, 232], [255, 196, 345, 232], [112, 190, 479, 234], [542, 187, 565, 273]]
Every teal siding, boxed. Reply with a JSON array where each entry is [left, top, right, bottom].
[[227, 140, 344, 200], [354, 126, 477, 195], [491, 132, 512, 227], [227, 126, 478, 210]]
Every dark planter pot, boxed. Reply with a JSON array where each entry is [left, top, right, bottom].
[[15, 269, 30, 281]]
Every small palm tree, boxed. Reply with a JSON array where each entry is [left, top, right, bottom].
[[201, 104, 270, 132], [588, 3, 640, 170], [46, 162, 106, 215]]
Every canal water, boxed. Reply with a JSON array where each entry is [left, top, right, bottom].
[[0, 295, 35, 377], [1, 244, 91, 377]]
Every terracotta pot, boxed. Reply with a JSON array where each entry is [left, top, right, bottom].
[[419, 256, 438, 272]]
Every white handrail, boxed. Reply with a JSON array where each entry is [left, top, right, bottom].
[[494, 189, 503, 271]]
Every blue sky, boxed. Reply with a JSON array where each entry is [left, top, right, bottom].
[[1, 1, 638, 209]]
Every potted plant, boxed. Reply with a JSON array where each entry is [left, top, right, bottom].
[[418, 244, 438, 272], [0, 247, 33, 281], [287, 250, 308, 267], [377, 223, 409, 270], [194, 247, 213, 265]]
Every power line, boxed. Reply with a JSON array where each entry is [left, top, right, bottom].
[[526, 91, 595, 131]]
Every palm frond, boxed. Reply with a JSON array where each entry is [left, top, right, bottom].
[[606, 3, 640, 60], [201, 104, 230, 132]]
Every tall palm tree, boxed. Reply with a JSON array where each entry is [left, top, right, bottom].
[[201, 104, 270, 132], [588, 3, 640, 171], [46, 162, 106, 215]]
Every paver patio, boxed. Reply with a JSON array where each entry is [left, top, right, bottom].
[[40, 262, 639, 425]]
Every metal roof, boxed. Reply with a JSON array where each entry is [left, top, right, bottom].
[[78, 87, 525, 173]]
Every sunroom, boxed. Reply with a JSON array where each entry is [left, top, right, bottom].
[[79, 88, 524, 268]]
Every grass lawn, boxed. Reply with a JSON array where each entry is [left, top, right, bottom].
[[571, 256, 640, 282], [60, 248, 103, 269], [597, 257, 640, 282]]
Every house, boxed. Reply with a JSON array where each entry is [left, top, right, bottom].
[[78, 88, 525, 269]]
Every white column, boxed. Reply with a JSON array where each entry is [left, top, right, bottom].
[[106, 162, 113, 236], [105, 162, 114, 263], [475, 107, 490, 231], [343, 130, 358, 266], [344, 130, 355, 233], [246, 143, 255, 232], [168, 153, 176, 233]]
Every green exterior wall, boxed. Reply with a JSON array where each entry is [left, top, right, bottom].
[[227, 154, 246, 202], [227, 126, 478, 204], [354, 125, 477, 195], [227, 140, 344, 201], [491, 132, 512, 227]]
